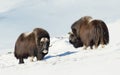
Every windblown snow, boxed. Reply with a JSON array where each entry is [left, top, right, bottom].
[[0, 20, 120, 75]]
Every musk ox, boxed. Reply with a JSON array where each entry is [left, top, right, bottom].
[[14, 28, 50, 64], [69, 16, 109, 49]]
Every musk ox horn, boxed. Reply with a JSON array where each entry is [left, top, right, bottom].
[[68, 32, 73, 35]]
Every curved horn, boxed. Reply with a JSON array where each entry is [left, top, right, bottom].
[[68, 32, 73, 35]]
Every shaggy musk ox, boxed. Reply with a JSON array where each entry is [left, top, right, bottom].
[[14, 28, 50, 64], [69, 16, 109, 49]]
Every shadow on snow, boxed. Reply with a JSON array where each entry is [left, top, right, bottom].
[[44, 51, 78, 60]]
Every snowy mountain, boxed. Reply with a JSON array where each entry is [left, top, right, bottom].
[[0, 20, 120, 75]]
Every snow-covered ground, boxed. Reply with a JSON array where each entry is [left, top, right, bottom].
[[0, 20, 120, 75]]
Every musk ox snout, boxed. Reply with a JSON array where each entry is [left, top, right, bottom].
[[40, 37, 49, 51], [42, 50, 48, 54]]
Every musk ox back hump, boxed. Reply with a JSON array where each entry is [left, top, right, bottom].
[[33, 28, 50, 39], [71, 16, 93, 38]]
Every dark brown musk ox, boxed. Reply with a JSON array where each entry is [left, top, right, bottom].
[[14, 28, 50, 64], [69, 16, 109, 49]]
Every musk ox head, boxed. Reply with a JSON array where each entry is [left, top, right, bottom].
[[69, 32, 83, 48], [39, 37, 50, 54], [36, 37, 50, 60]]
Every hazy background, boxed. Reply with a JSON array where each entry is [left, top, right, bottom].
[[0, 0, 120, 49]]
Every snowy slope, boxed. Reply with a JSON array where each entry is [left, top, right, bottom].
[[0, 20, 120, 75]]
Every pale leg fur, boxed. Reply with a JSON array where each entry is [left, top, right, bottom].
[[30, 56, 34, 62]]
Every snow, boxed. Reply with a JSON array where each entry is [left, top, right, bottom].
[[0, 20, 120, 75]]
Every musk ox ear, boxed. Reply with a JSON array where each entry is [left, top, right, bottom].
[[49, 45, 52, 47], [68, 32, 73, 35]]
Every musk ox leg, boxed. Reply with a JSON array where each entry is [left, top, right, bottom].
[[95, 39, 99, 49], [101, 39, 105, 48], [90, 41, 94, 49], [19, 58, 24, 64], [95, 44, 98, 49], [83, 41, 90, 50], [101, 43, 105, 48], [90, 46, 93, 49], [37, 53, 45, 60]]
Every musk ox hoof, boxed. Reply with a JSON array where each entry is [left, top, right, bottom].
[[83, 47, 87, 50], [101, 45, 105, 48], [29, 56, 34, 62], [83, 45, 87, 50]]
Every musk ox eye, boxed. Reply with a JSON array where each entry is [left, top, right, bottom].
[[40, 41, 44, 43], [40, 42, 44, 45]]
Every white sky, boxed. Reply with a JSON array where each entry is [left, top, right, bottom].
[[0, 0, 120, 49]]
